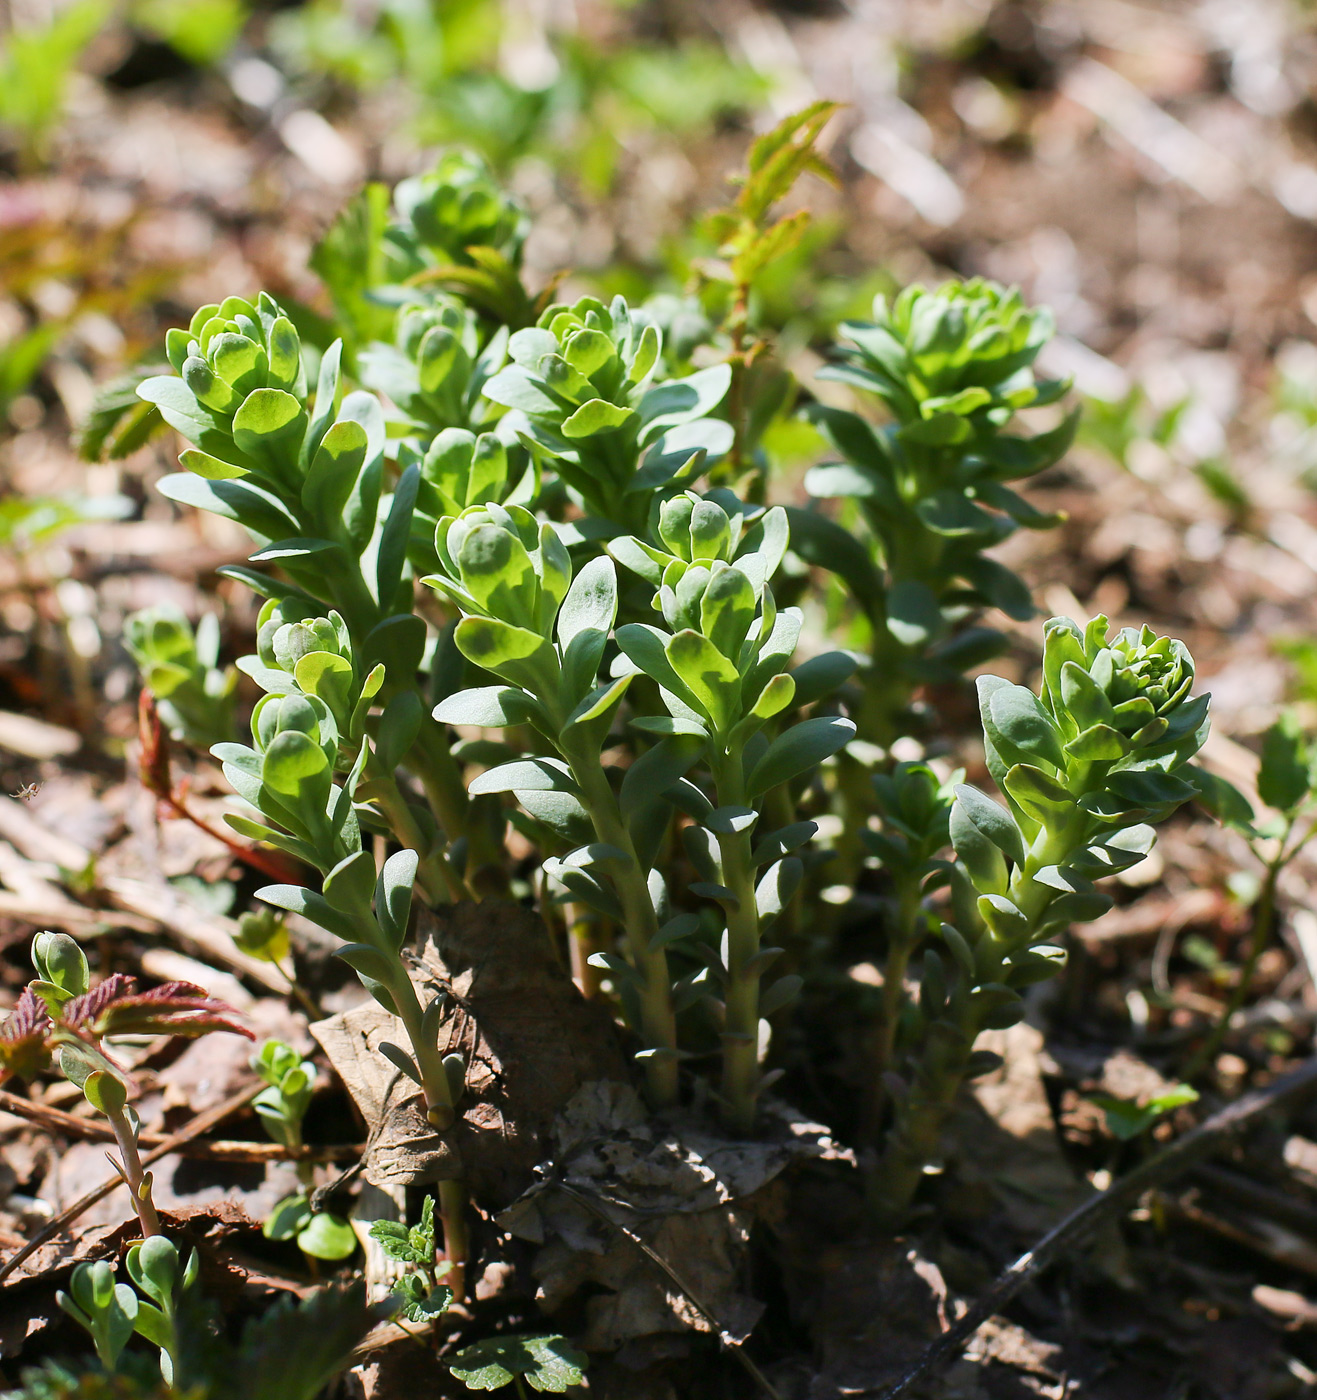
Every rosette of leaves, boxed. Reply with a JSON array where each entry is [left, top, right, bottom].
[[368, 1196, 452, 1324], [426, 504, 689, 1105], [253, 1041, 357, 1264], [138, 294, 422, 646], [123, 606, 235, 750], [212, 620, 369, 880], [408, 424, 536, 577], [799, 278, 1076, 741], [213, 605, 459, 898], [388, 153, 536, 327], [310, 154, 532, 353], [482, 295, 733, 534], [357, 300, 511, 441], [393, 153, 530, 270], [869, 616, 1209, 1221], [395, 414, 542, 592], [607, 492, 856, 1127]]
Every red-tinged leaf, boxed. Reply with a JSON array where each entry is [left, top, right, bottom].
[[64, 976, 253, 1041], [138, 688, 172, 800], [0, 987, 53, 1080], [61, 973, 136, 1029]]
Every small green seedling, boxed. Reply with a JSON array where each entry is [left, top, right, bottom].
[[1188, 708, 1317, 1077], [234, 907, 291, 966], [0, 0, 108, 166], [253, 1040, 357, 1263], [124, 1235, 199, 1382], [368, 1195, 452, 1323], [5, 932, 251, 1239], [1089, 1084, 1199, 1142], [123, 605, 236, 750], [447, 1334, 588, 1395], [55, 1261, 138, 1372]]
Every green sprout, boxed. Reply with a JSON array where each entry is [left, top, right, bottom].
[[1089, 1083, 1199, 1141], [868, 617, 1209, 1222], [253, 1040, 356, 1264], [800, 277, 1075, 745], [368, 1195, 452, 1324], [5, 933, 251, 1240], [123, 606, 236, 751], [1188, 709, 1317, 1077]]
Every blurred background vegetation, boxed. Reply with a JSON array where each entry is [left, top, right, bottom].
[[8, 0, 1317, 737]]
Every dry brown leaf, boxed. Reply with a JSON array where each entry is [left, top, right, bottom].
[[312, 900, 630, 1203], [498, 1080, 852, 1350]]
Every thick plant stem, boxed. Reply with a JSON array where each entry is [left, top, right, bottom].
[[567, 906, 606, 999], [411, 722, 512, 898], [371, 776, 462, 904], [329, 576, 378, 645], [830, 622, 911, 898], [437, 1178, 468, 1302], [859, 619, 913, 753], [830, 750, 875, 901], [105, 1101, 162, 1239], [563, 743, 679, 1108], [726, 285, 751, 493], [866, 1012, 980, 1227], [862, 882, 921, 1147], [411, 720, 471, 847], [388, 970, 470, 1299], [712, 756, 761, 1133], [870, 824, 1081, 1224]]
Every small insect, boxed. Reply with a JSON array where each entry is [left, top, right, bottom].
[[13, 783, 39, 802]]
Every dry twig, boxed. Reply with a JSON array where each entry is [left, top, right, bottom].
[[0, 1087, 361, 1162]]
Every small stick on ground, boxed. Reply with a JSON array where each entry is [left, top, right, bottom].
[[0, 1088, 362, 1161], [871, 1053, 1317, 1400]]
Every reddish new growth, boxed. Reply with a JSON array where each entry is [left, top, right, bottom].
[[0, 974, 250, 1086], [0, 987, 54, 1080], [62, 974, 254, 1041]]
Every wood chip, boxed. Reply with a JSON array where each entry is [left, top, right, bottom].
[[0, 713, 79, 761]]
